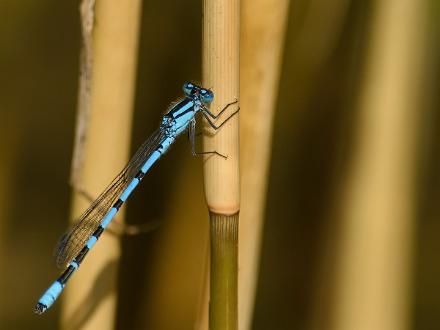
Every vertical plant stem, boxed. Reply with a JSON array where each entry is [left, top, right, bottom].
[[197, 1, 288, 328], [202, 0, 240, 329], [61, 1, 142, 329], [210, 213, 239, 330], [0, 122, 20, 300], [70, 0, 95, 186], [239, 0, 289, 329], [330, 0, 425, 329], [137, 160, 210, 330]]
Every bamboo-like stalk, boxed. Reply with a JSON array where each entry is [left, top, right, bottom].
[[60, 1, 142, 329], [210, 213, 239, 330], [135, 160, 210, 330], [70, 0, 95, 186], [329, 0, 425, 329], [202, 0, 240, 329], [238, 1, 289, 329], [197, 1, 289, 328]]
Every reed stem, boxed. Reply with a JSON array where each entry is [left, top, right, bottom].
[[70, 0, 95, 186], [61, 1, 142, 329], [202, 0, 240, 329], [239, 0, 289, 328], [329, 0, 424, 329], [210, 213, 239, 330]]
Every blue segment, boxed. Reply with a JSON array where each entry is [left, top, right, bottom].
[[86, 236, 98, 249], [141, 151, 161, 173], [101, 207, 117, 229], [38, 281, 64, 310], [70, 261, 79, 269], [120, 178, 139, 201], [161, 136, 174, 150], [175, 111, 196, 134]]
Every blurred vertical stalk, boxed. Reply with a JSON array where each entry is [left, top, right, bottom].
[[0, 123, 20, 303], [239, 0, 289, 329], [202, 0, 240, 329], [137, 160, 209, 330], [61, 1, 142, 329], [330, 0, 425, 329], [70, 0, 95, 186]]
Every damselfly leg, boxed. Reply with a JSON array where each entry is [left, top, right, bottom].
[[202, 107, 240, 130], [202, 99, 238, 119], [201, 98, 239, 130], [189, 119, 227, 159]]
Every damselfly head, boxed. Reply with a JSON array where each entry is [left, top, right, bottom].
[[183, 82, 214, 104]]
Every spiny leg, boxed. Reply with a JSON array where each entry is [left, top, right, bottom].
[[202, 99, 238, 119], [189, 118, 227, 159], [202, 106, 240, 130]]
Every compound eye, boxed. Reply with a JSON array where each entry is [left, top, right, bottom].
[[183, 82, 195, 96], [200, 89, 214, 103]]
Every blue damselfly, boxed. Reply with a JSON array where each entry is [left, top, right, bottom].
[[35, 82, 238, 314]]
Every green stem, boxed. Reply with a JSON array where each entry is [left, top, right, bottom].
[[209, 212, 238, 330]]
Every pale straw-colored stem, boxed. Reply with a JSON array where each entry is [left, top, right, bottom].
[[134, 161, 210, 329], [238, 0, 289, 329], [70, 0, 95, 186], [202, 2, 240, 213], [202, 0, 240, 329], [329, 0, 425, 329], [60, 1, 142, 329], [196, 1, 288, 328]]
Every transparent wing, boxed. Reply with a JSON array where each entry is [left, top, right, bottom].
[[55, 128, 166, 268]]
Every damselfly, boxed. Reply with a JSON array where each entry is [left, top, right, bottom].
[[35, 82, 238, 314]]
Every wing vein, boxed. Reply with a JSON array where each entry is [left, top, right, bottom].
[[55, 128, 166, 268]]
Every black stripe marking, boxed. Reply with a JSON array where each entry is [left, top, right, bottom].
[[135, 170, 145, 180], [93, 225, 104, 238], [169, 98, 194, 119], [74, 246, 90, 265], [113, 199, 123, 211], [174, 107, 194, 119], [58, 265, 76, 284]]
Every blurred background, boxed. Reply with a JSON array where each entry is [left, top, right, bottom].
[[0, 0, 439, 329]]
